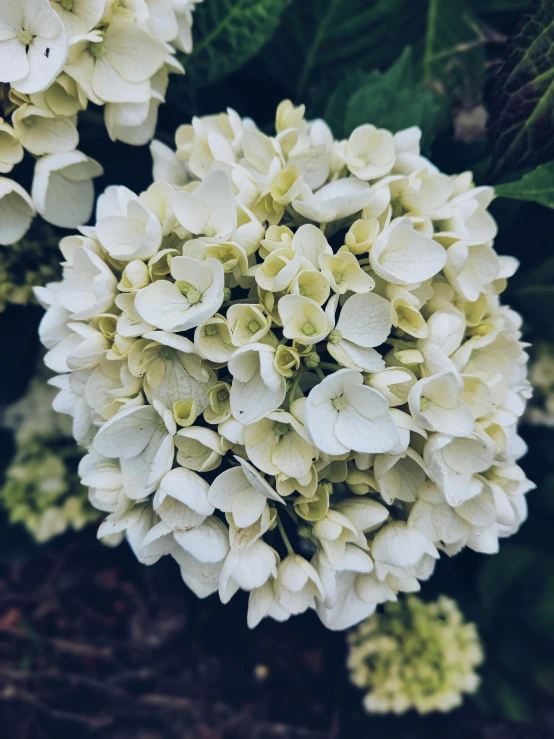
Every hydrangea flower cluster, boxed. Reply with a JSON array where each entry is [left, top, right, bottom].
[[1, 377, 97, 542], [347, 596, 483, 714], [0, 0, 201, 241], [36, 100, 534, 630]]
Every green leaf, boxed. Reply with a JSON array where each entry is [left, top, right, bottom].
[[495, 160, 554, 208], [317, 71, 379, 139], [488, 0, 554, 180], [185, 0, 290, 88], [263, 0, 427, 99], [339, 49, 447, 152], [423, 0, 482, 80]]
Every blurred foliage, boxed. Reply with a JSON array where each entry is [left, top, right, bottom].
[[488, 0, 554, 179], [312, 49, 447, 151], [2, 0, 554, 727], [185, 0, 291, 88]]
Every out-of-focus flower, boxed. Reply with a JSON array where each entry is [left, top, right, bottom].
[[347, 596, 483, 714]]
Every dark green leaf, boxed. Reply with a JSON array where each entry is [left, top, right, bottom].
[[317, 71, 379, 139], [341, 49, 447, 152], [185, 0, 290, 88], [423, 0, 482, 80], [488, 0, 554, 180], [496, 160, 554, 208], [263, 0, 427, 99]]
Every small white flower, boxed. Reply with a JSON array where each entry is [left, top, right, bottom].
[[278, 294, 333, 344], [292, 178, 374, 223], [12, 103, 78, 156], [174, 426, 225, 472], [371, 521, 439, 585], [370, 218, 446, 285], [135, 256, 225, 332], [51, 0, 107, 37], [247, 578, 291, 629], [275, 554, 324, 614], [0, 177, 35, 245], [150, 139, 189, 186], [93, 400, 176, 500], [96, 186, 162, 260], [219, 539, 279, 603], [64, 20, 167, 104], [443, 186, 497, 246], [343, 124, 395, 180], [0, 119, 24, 174], [209, 456, 283, 528], [56, 246, 117, 319], [153, 467, 214, 533], [305, 369, 399, 455], [32, 151, 104, 228], [327, 292, 390, 372], [243, 410, 316, 479], [44, 321, 109, 373], [408, 372, 474, 437], [0, 0, 68, 95], [173, 169, 237, 239], [228, 344, 286, 425]]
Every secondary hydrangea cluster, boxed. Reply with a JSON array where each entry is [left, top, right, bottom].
[[525, 343, 554, 426], [1, 377, 98, 542], [347, 595, 483, 714], [0, 228, 61, 311], [0, 0, 201, 241], [36, 100, 534, 630]]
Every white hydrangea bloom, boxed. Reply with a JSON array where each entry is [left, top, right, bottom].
[[0, 0, 203, 240], [36, 100, 533, 631]]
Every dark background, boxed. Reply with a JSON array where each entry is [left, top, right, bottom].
[[2, 0, 554, 735]]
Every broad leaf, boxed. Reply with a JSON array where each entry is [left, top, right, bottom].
[[335, 50, 447, 152], [423, 0, 482, 80], [186, 0, 290, 88], [496, 161, 554, 209], [488, 0, 554, 180], [263, 0, 427, 99]]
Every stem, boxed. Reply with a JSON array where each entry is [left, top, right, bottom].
[[288, 371, 303, 402], [223, 298, 253, 307], [276, 514, 294, 556], [319, 361, 341, 371], [315, 367, 325, 381]]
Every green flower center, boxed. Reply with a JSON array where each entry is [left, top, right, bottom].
[[176, 280, 201, 304], [159, 348, 174, 361], [204, 323, 218, 336], [60, 0, 74, 9], [90, 41, 105, 59], [217, 390, 228, 402], [247, 320, 261, 334], [274, 422, 289, 436], [18, 30, 34, 47], [333, 395, 348, 411], [302, 322, 316, 337], [328, 329, 342, 344]]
